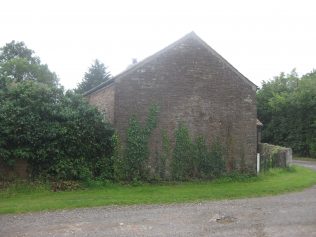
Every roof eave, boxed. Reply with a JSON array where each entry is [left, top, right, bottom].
[[83, 78, 115, 96]]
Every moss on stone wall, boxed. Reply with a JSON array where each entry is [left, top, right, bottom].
[[258, 143, 292, 171]]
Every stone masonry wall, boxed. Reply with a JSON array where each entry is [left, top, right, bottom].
[[258, 143, 292, 170], [113, 36, 257, 172], [86, 83, 115, 124]]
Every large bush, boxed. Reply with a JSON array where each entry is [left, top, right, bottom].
[[0, 81, 114, 180], [0, 41, 114, 180]]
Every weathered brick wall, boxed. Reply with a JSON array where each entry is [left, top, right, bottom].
[[113, 36, 257, 172], [86, 83, 115, 123]]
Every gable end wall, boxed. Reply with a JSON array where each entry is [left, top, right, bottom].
[[114, 36, 257, 173]]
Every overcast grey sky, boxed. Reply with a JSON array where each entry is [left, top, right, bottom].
[[1, 0, 315, 89]]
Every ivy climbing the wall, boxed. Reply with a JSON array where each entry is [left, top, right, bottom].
[[114, 107, 228, 182], [122, 104, 159, 181], [171, 124, 225, 181]]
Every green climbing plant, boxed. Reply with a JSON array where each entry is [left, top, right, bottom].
[[171, 123, 194, 180], [123, 104, 159, 181]]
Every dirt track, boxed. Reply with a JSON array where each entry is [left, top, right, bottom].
[[1, 160, 315, 237]]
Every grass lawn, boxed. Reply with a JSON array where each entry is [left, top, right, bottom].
[[1, 165, 316, 214]]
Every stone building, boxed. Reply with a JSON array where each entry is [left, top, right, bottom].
[[85, 32, 258, 172]]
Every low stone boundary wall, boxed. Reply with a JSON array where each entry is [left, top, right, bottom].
[[258, 143, 292, 171]]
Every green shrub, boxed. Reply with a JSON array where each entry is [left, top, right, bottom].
[[51, 180, 82, 192], [194, 137, 225, 179], [112, 133, 125, 181], [125, 117, 148, 180], [171, 124, 225, 181], [208, 140, 225, 177], [113, 112, 231, 182], [123, 105, 159, 181], [0, 41, 115, 181], [158, 130, 172, 179], [193, 136, 209, 178], [93, 155, 114, 181], [309, 138, 316, 158], [0, 81, 114, 181], [172, 123, 194, 180]]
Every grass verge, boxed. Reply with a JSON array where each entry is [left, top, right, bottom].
[[1, 165, 316, 214], [293, 156, 316, 162]]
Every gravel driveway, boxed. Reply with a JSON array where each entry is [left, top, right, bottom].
[[1, 160, 315, 237]]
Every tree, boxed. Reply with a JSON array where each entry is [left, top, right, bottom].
[[76, 59, 111, 94], [0, 41, 58, 87], [257, 69, 316, 157], [0, 41, 39, 64]]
